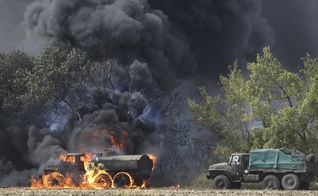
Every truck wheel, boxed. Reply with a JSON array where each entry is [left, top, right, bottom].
[[213, 175, 232, 189], [232, 182, 241, 189], [282, 173, 300, 190], [93, 173, 112, 188], [262, 175, 280, 189], [299, 181, 310, 190], [42, 172, 64, 187], [113, 172, 133, 188], [133, 177, 144, 187], [306, 154, 315, 163]]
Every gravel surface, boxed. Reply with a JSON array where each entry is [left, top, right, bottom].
[[1, 188, 318, 196]]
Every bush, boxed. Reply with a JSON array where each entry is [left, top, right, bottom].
[[188, 173, 211, 189]]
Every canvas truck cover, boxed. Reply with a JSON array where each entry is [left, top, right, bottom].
[[249, 148, 304, 170]]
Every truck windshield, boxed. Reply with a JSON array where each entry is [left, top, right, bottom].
[[230, 155, 240, 163]]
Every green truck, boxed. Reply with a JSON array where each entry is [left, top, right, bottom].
[[206, 148, 318, 190]]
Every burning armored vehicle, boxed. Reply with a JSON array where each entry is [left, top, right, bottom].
[[41, 149, 154, 188]]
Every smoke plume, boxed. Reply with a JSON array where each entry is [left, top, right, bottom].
[[261, 0, 318, 70], [0, 0, 276, 186]]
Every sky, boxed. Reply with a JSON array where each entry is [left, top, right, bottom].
[[1, 1, 317, 80]]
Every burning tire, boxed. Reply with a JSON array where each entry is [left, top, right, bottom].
[[133, 177, 144, 187], [42, 172, 64, 187], [113, 172, 133, 188], [93, 173, 112, 188]]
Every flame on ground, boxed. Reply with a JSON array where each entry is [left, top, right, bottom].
[[30, 152, 154, 189], [170, 184, 181, 188]]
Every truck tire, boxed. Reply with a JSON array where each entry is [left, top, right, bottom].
[[299, 181, 310, 190], [281, 173, 300, 190], [42, 172, 64, 187], [113, 172, 133, 188], [93, 173, 112, 188], [213, 175, 232, 189], [306, 154, 315, 163], [262, 175, 280, 189]]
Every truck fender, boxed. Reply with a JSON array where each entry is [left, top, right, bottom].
[[208, 170, 236, 182]]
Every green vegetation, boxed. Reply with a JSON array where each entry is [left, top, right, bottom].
[[188, 173, 212, 189], [189, 47, 318, 161]]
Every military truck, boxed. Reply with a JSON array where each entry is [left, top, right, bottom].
[[42, 150, 153, 188], [206, 148, 318, 190], [90, 149, 153, 187]]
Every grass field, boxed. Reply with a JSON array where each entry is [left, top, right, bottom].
[[2, 173, 318, 195]]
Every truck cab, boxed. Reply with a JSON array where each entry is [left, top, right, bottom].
[[44, 153, 86, 174], [207, 153, 249, 183]]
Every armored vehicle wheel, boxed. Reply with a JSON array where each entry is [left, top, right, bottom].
[[232, 182, 241, 189], [262, 175, 280, 189], [42, 172, 64, 187], [133, 177, 144, 187], [281, 173, 300, 190], [213, 175, 232, 189], [113, 172, 133, 188], [94, 173, 112, 188]]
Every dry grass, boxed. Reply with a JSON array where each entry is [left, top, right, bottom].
[[2, 173, 318, 195]]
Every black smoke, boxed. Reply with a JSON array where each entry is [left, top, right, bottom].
[[149, 0, 274, 80], [261, 0, 318, 71], [0, 0, 275, 186]]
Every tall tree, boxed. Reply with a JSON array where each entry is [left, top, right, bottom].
[[0, 50, 35, 169], [0, 50, 35, 120], [189, 47, 318, 162], [16, 43, 89, 127]]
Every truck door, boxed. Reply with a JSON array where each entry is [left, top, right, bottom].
[[229, 155, 241, 180]]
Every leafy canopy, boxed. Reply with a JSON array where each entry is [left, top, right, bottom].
[[189, 47, 318, 160]]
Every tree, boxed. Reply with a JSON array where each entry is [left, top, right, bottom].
[[15, 43, 89, 127], [0, 50, 36, 170], [0, 50, 35, 120], [189, 47, 318, 161], [188, 61, 253, 162]]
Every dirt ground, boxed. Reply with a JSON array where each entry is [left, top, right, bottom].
[[0, 188, 318, 196]]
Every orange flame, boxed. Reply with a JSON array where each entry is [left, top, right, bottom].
[[147, 154, 157, 171], [170, 184, 181, 188], [30, 151, 152, 189]]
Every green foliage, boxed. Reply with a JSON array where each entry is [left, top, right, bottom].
[[0, 43, 91, 128], [188, 61, 253, 158], [0, 50, 35, 115], [188, 173, 212, 189], [17, 43, 89, 113], [189, 47, 318, 159]]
